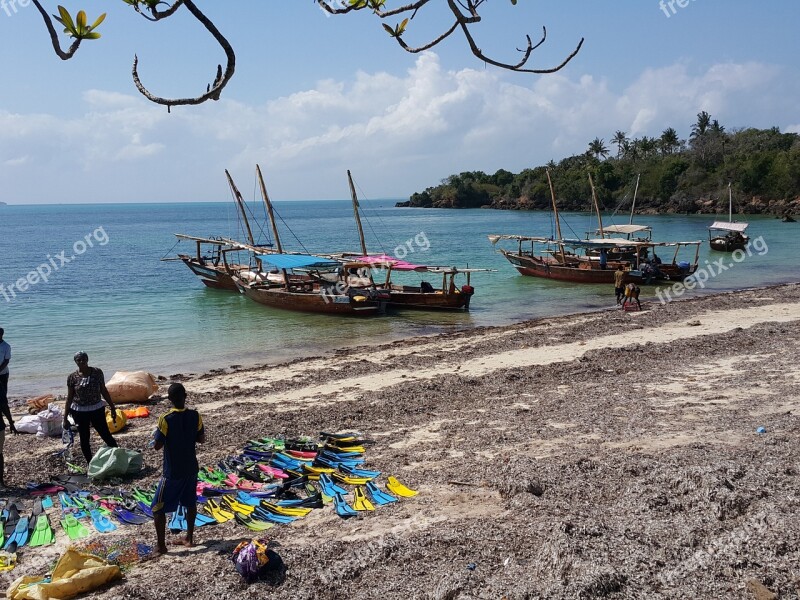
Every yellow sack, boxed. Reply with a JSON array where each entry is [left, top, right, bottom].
[[7, 548, 122, 600], [105, 408, 127, 433]]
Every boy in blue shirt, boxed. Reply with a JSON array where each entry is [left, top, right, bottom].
[[151, 383, 205, 554]]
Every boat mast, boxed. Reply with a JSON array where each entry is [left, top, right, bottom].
[[225, 170, 256, 246], [347, 170, 368, 256], [629, 173, 641, 225], [546, 169, 567, 263], [728, 182, 733, 222], [256, 165, 283, 253], [588, 172, 605, 238]]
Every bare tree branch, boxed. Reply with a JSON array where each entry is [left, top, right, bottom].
[[130, 0, 236, 111], [31, 0, 582, 109]]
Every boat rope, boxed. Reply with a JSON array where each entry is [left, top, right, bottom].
[[160, 238, 182, 261]]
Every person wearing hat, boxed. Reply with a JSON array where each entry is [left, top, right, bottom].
[[63, 352, 119, 464]]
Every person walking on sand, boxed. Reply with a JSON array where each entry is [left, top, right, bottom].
[[614, 266, 626, 305], [63, 352, 119, 464], [151, 383, 205, 554]]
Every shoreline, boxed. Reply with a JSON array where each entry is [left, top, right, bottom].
[[2, 282, 799, 598]]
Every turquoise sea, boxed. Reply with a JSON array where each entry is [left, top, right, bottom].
[[1, 199, 797, 397]]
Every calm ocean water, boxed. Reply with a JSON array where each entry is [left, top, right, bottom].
[[1, 197, 797, 397]]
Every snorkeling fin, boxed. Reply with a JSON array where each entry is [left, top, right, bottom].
[[333, 493, 357, 518], [168, 507, 187, 533], [41, 496, 54, 510], [3, 516, 29, 551], [366, 481, 398, 506], [204, 499, 234, 524], [29, 514, 55, 547], [234, 512, 274, 532], [352, 487, 374, 511], [90, 510, 117, 533], [113, 508, 149, 525], [319, 473, 347, 497], [60, 514, 90, 541], [386, 476, 418, 498]]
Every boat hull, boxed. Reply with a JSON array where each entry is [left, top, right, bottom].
[[709, 235, 749, 252], [238, 282, 386, 315], [501, 250, 694, 284], [180, 256, 240, 291], [386, 288, 472, 310]]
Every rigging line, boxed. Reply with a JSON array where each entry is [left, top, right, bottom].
[[273, 209, 311, 254], [160, 238, 182, 261]]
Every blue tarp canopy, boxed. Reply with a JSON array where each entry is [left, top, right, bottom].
[[254, 253, 340, 270]]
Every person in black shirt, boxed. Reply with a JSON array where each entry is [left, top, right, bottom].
[[151, 383, 205, 554]]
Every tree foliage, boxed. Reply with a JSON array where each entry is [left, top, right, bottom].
[[31, 0, 584, 111], [405, 113, 800, 215]]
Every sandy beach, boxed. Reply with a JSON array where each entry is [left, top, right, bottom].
[[2, 283, 800, 599]]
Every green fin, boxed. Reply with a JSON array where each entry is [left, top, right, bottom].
[[61, 514, 90, 541], [29, 514, 55, 547]]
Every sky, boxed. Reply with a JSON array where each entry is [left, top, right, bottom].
[[1, 1, 799, 204]]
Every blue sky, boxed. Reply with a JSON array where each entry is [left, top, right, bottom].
[[1, 1, 799, 204]]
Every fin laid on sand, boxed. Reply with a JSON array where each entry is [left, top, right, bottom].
[[113, 508, 149, 525], [90, 510, 117, 533], [352, 487, 375, 511], [29, 514, 55, 547], [204, 499, 234, 524], [61, 514, 90, 541], [234, 512, 275, 533], [386, 476, 418, 498], [333, 493, 357, 518], [3, 516, 29, 551], [366, 481, 398, 506]]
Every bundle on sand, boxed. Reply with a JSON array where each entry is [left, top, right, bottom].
[[105, 371, 159, 404]]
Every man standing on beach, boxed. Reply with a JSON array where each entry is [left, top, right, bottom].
[[0, 328, 16, 489], [151, 383, 205, 554], [614, 266, 626, 305]]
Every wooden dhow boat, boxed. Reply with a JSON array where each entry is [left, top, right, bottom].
[[709, 183, 749, 252], [489, 170, 701, 284]]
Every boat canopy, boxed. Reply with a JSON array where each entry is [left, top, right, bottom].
[[709, 221, 749, 233], [598, 224, 652, 235], [354, 254, 427, 271], [254, 253, 340, 270], [562, 237, 652, 249]]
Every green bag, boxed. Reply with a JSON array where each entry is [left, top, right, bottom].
[[87, 447, 144, 480]]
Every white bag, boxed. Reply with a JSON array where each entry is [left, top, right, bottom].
[[15, 414, 40, 434], [36, 403, 64, 438]]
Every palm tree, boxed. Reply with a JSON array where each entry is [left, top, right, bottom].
[[638, 136, 658, 158], [690, 111, 712, 143], [588, 137, 609, 160], [660, 127, 680, 155], [612, 131, 628, 158]]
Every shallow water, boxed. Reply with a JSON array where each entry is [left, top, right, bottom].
[[1, 198, 796, 396]]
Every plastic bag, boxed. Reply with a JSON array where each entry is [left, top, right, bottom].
[[105, 371, 159, 404], [232, 539, 284, 584], [14, 415, 40, 435], [36, 403, 63, 438], [87, 447, 143, 481], [7, 548, 121, 600]]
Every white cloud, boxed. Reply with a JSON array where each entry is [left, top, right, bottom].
[[0, 54, 796, 203]]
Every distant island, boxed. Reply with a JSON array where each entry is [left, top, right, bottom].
[[399, 113, 800, 217], [0, 201, 6, 206]]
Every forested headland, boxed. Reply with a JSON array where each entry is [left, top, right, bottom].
[[400, 113, 800, 217]]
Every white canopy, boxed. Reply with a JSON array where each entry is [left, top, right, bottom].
[[709, 221, 749, 233], [600, 224, 652, 235]]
